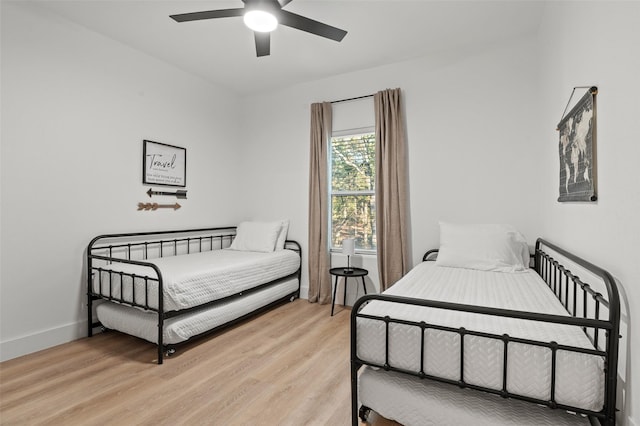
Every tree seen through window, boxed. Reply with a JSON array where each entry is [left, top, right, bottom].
[[330, 132, 376, 251]]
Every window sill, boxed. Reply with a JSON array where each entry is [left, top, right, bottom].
[[330, 249, 377, 257]]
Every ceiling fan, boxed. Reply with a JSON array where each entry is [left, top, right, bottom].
[[170, 0, 348, 57]]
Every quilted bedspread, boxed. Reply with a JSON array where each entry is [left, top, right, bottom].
[[356, 262, 604, 411], [93, 248, 300, 311]]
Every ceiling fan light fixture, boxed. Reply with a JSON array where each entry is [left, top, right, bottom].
[[243, 10, 278, 33]]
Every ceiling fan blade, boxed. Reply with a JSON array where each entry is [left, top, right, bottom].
[[170, 8, 244, 23], [242, 0, 283, 7], [278, 10, 347, 42], [255, 32, 271, 57]]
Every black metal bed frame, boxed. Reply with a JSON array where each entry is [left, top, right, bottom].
[[350, 238, 620, 425], [87, 226, 302, 364]]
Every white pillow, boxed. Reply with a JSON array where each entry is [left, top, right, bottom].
[[275, 219, 290, 251], [229, 221, 282, 253], [435, 222, 530, 272]]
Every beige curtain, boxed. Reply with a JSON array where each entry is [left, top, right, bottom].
[[375, 88, 409, 290], [308, 102, 333, 304]]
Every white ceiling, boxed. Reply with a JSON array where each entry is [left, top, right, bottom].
[[31, 0, 546, 96]]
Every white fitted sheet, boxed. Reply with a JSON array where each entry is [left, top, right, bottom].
[[97, 277, 299, 344], [93, 249, 300, 312], [359, 367, 590, 426], [356, 262, 604, 411]]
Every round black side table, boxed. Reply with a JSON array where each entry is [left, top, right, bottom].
[[329, 267, 368, 316]]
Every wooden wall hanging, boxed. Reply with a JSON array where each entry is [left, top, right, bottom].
[[147, 188, 187, 199], [137, 202, 182, 211]]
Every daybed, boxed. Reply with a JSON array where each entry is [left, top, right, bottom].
[[87, 222, 301, 364], [351, 224, 620, 426]]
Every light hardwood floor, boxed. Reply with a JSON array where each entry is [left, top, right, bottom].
[[0, 300, 399, 426]]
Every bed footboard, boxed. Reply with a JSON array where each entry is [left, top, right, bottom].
[[350, 238, 620, 426]]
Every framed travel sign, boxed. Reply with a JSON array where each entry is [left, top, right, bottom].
[[143, 140, 186, 187]]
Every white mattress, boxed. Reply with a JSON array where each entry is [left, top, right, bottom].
[[359, 367, 590, 426], [356, 262, 604, 411], [93, 249, 300, 311], [96, 277, 299, 344]]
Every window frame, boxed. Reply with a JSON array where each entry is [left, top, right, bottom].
[[328, 127, 376, 254]]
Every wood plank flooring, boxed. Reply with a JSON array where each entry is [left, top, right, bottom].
[[0, 300, 399, 426]]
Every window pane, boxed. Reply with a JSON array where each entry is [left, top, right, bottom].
[[331, 134, 375, 192], [331, 194, 376, 250], [330, 132, 376, 251]]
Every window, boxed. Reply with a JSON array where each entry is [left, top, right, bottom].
[[329, 131, 376, 251]]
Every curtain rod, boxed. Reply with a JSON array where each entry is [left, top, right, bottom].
[[330, 93, 374, 104]]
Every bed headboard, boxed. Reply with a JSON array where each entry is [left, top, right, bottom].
[[534, 238, 620, 425], [535, 239, 620, 339]]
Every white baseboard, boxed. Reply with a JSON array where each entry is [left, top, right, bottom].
[[299, 285, 308, 300], [0, 320, 86, 362], [1, 284, 309, 363], [299, 284, 373, 307]]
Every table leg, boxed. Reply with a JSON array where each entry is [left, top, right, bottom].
[[331, 275, 339, 316], [343, 277, 348, 308], [361, 277, 367, 295]]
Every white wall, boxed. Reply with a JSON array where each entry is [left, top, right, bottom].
[[536, 2, 640, 425], [237, 34, 541, 301], [0, 2, 242, 360]]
